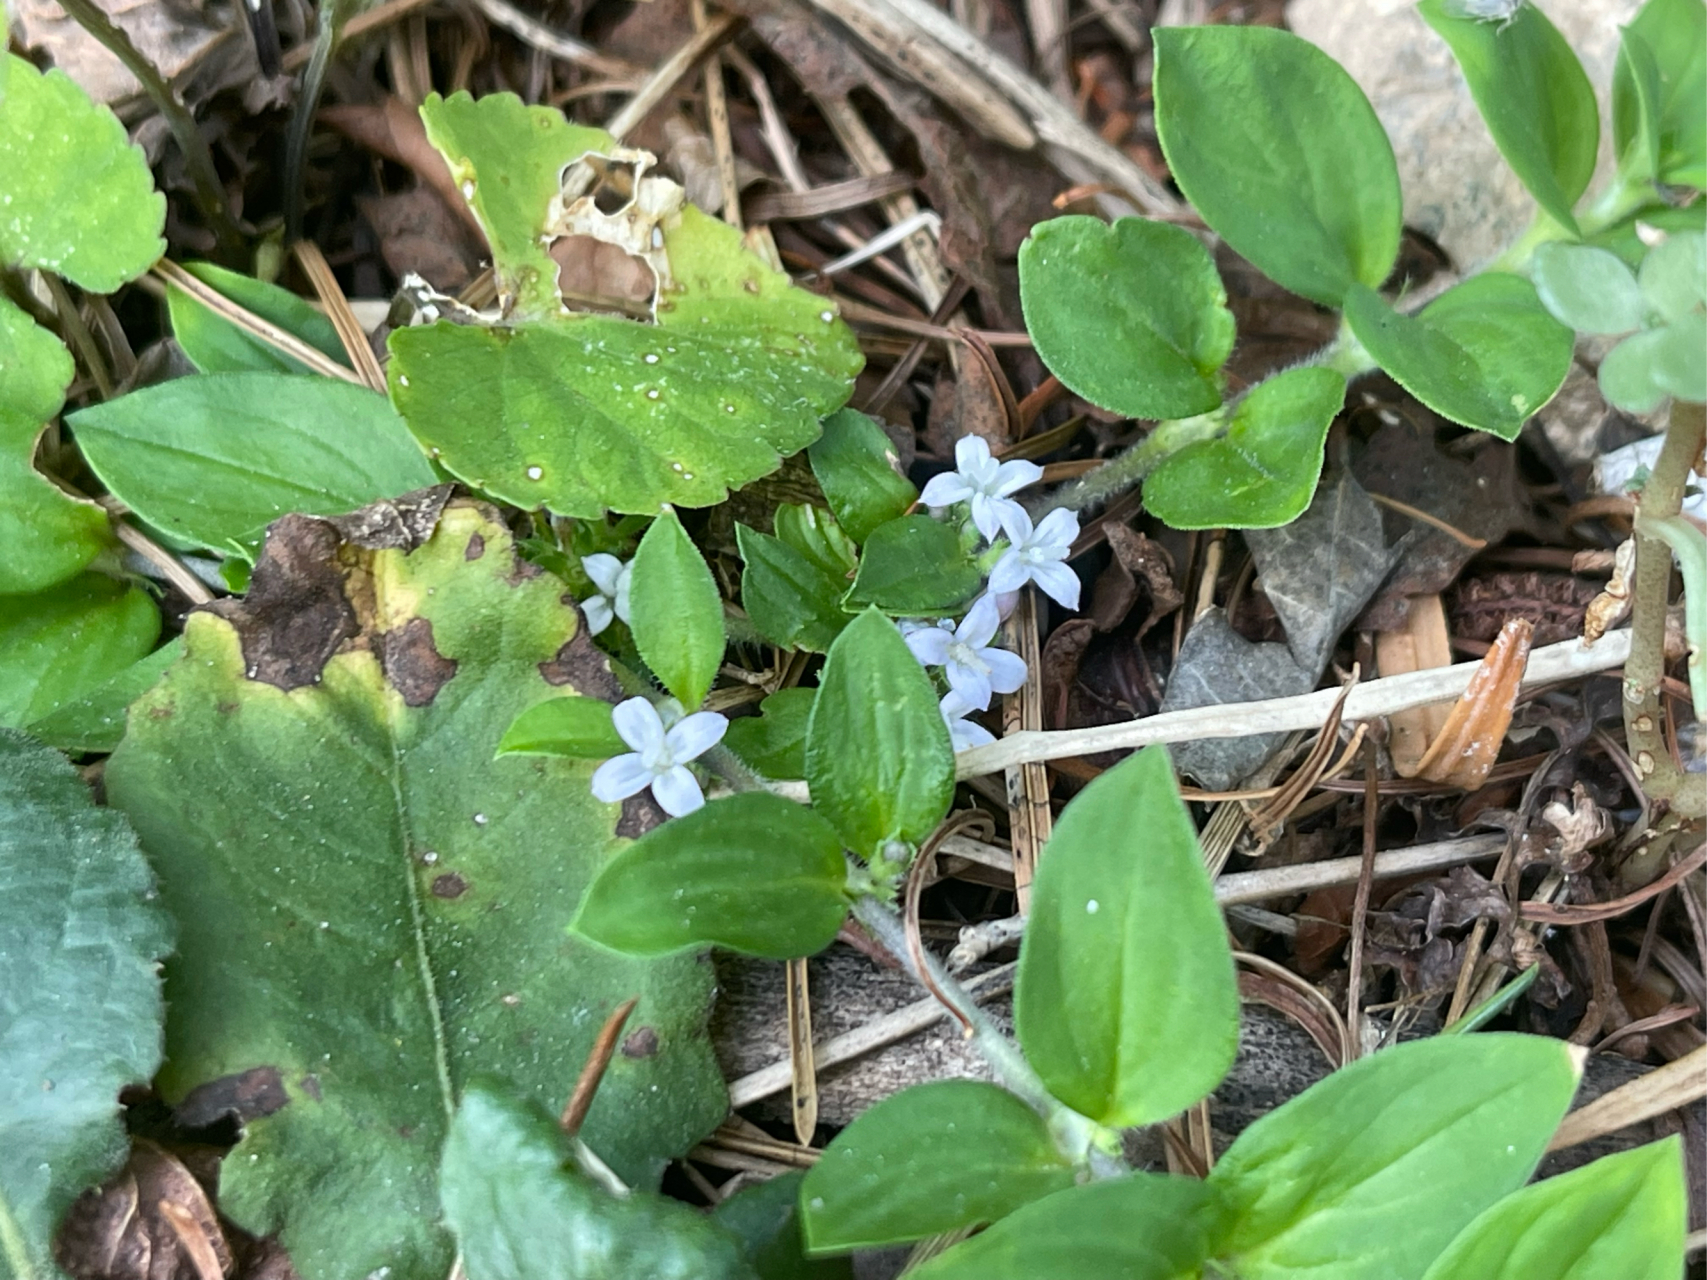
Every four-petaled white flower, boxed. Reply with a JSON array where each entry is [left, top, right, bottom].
[[919, 435, 1043, 543], [904, 594, 1027, 710], [591, 698, 726, 817], [989, 506, 1081, 610], [940, 689, 995, 751], [580, 554, 632, 636]]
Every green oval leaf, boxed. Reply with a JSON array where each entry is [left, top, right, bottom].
[[808, 409, 918, 545], [0, 730, 172, 1280], [1531, 242, 1648, 334], [1019, 215, 1233, 419], [1611, 0, 1706, 189], [0, 53, 165, 291], [1206, 1033, 1583, 1280], [25, 638, 181, 755], [1421, 1138, 1685, 1280], [1650, 310, 1707, 400], [799, 1080, 1078, 1253], [1344, 273, 1574, 439], [574, 792, 849, 959], [0, 573, 159, 728], [1419, 0, 1599, 233], [1638, 228, 1706, 322], [736, 523, 852, 653], [442, 1080, 757, 1280], [168, 261, 351, 375], [909, 1174, 1226, 1280], [1153, 26, 1401, 307], [724, 688, 816, 781], [715, 1173, 854, 1280], [1143, 366, 1345, 530], [69, 372, 439, 554], [1014, 744, 1237, 1129], [843, 515, 982, 615], [1598, 326, 1675, 412], [630, 509, 726, 708], [498, 694, 626, 758], [805, 608, 955, 860]]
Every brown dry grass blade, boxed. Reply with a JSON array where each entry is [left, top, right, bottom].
[[1412, 617, 1533, 790]]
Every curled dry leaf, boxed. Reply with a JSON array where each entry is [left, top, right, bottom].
[[1582, 538, 1636, 644], [1411, 617, 1534, 791], [1540, 782, 1614, 874], [55, 1140, 232, 1280]]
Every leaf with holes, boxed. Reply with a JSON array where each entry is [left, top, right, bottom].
[[103, 503, 727, 1280]]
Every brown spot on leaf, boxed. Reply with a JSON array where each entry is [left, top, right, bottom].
[[175, 1066, 290, 1128], [431, 872, 469, 899], [465, 532, 486, 560], [299, 1074, 323, 1102], [506, 554, 544, 585], [326, 484, 455, 550], [217, 701, 240, 714], [207, 516, 357, 692], [539, 619, 622, 699], [379, 617, 458, 706], [620, 1027, 660, 1058]]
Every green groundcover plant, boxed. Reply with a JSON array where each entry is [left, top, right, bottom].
[[1, 0, 1700, 1276]]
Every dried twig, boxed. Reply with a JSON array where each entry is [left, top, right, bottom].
[[1548, 1044, 1707, 1151], [151, 261, 363, 384]]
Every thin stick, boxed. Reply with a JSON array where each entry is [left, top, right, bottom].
[[292, 241, 386, 391], [469, 0, 644, 80], [110, 518, 215, 605], [1548, 1044, 1707, 1151], [691, 0, 744, 232], [42, 276, 112, 401], [1344, 743, 1380, 1060], [1521, 845, 1707, 926], [784, 958, 818, 1144], [606, 13, 742, 142], [282, 0, 439, 71], [1002, 589, 1050, 911], [152, 261, 363, 384], [559, 996, 639, 1135]]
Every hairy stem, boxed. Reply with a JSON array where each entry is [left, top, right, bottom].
[[1043, 412, 1223, 515], [1624, 398, 1705, 819]]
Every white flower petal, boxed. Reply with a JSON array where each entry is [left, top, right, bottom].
[[940, 688, 980, 720], [666, 711, 728, 762], [997, 501, 1033, 546], [992, 458, 1044, 497], [954, 434, 993, 472], [582, 595, 614, 635], [1030, 560, 1082, 610], [611, 697, 665, 753], [944, 662, 993, 711], [949, 717, 996, 751], [590, 753, 653, 803], [919, 473, 974, 508], [968, 492, 1006, 542], [957, 594, 1002, 649], [906, 628, 953, 667], [650, 766, 705, 817], [1034, 507, 1080, 553], [612, 570, 633, 624], [983, 647, 1028, 695], [583, 553, 625, 595], [990, 590, 1020, 620], [986, 551, 1030, 596]]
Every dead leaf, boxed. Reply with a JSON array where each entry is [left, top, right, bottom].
[[1091, 524, 1182, 636], [320, 100, 484, 242], [1375, 592, 1454, 778], [357, 190, 483, 294], [1412, 617, 1534, 790], [1540, 783, 1614, 874], [56, 1141, 232, 1280], [13, 0, 259, 105], [1451, 571, 1602, 647], [1583, 538, 1636, 644], [1364, 866, 1512, 999]]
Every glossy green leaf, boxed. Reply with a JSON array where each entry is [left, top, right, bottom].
[[0, 573, 159, 728], [69, 372, 438, 555], [167, 261, 350, 375], [1638, 229, 1706, 322], [574, 792, 849, 958], [1014, 745, 1237, 1129], [0, 295, 112, 595], [1206, 1033, 1582, 1280], [805, 609, 955, 860], [629, 509, 725, 708], [1611, 0, 1706, 189], [1344, 273, 1574, 439], [1153, 26, 1401, 307], [104, 505, 726, 1279], [737, 524, 851, 653], [25, 638, 179, 754], [1600, 313, 1707, 411], [1019, 215, 1233, 418], [843, 515, 982, 614], [724, 688, 815, 780], [714, 1173, 853, 1280], [1420, 0, 1598, 232], [0, 731, 171, 1280], [776, 504, 858, 576], [808, 409, 918, 544], [1143, 366, 1345, 530], [418, 91, 615, 318], [909, 1174, 1226, 1280], [1531, 243, 1648, 333], [1421, 1138, 1685, 1280], [799, 1081, 1077, 1252], [388, 207, 862, 518], [0, 53, 165, 291], [441, 1080, 756, 1280], [1584, 202, 1706, 269], [498, 694, 626, 759]]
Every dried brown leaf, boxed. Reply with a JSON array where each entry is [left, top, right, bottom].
[[1412, 618, 1534, 790]]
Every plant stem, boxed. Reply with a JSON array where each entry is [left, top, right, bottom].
[[54, 0, 245, 261], [1045, 412, 1223, 515], [1623, 398, 1705, 820]]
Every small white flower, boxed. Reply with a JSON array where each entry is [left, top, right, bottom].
[[940, 689, 995, 751], [919, 435, 1043, 542], [988, 506, 1081, 610], [904, 594, 1027, 710], [590, 698, 727, 817], [580, 553, 631, 636]]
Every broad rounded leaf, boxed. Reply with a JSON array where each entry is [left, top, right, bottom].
[[442, 1080, 757, 1280], [909, 1174, 1226, 1280], [1650, 311, 1707, 401], [724, 688, 816, 781], [0, 731, 172, 1280], [736, 523, 851, 654], [0, 53, 165, 290], [808, 409, 918, 544], [24, 638, 181, 755], [799, 1081, 1077, 1252], [1611, 0, 1706, 189], [1207, 1033, 1582, 1280], [498, 694, 625, 758], [1420, 1138, 1685, 1280], [104, 505, 726, 1280], [0, 573, 159, 728], [1532, 242, 1647, 334], [1020, 215, 1233, 419], [69, 373, 439, 554], [1015, 745, 1237, 1129], [1420, 0, 1599, 232], [844, 515, 982, 615], [1153, 26, 1401, 307], [418, 91, 615, 318], [574, 792, 849, 958], [1344, 273, 1574, 439], [1143, 366, 1345, 530], [168, 261, 351, 375], [388, 207, 862, 517], [629, 508, 726, 708], [1598, 327, 1674, 413], [1637, 229, 1706, 323], [805, 609, 955, 859], [715, 1173, 853, 1280], [0, 295, 111, 594]]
